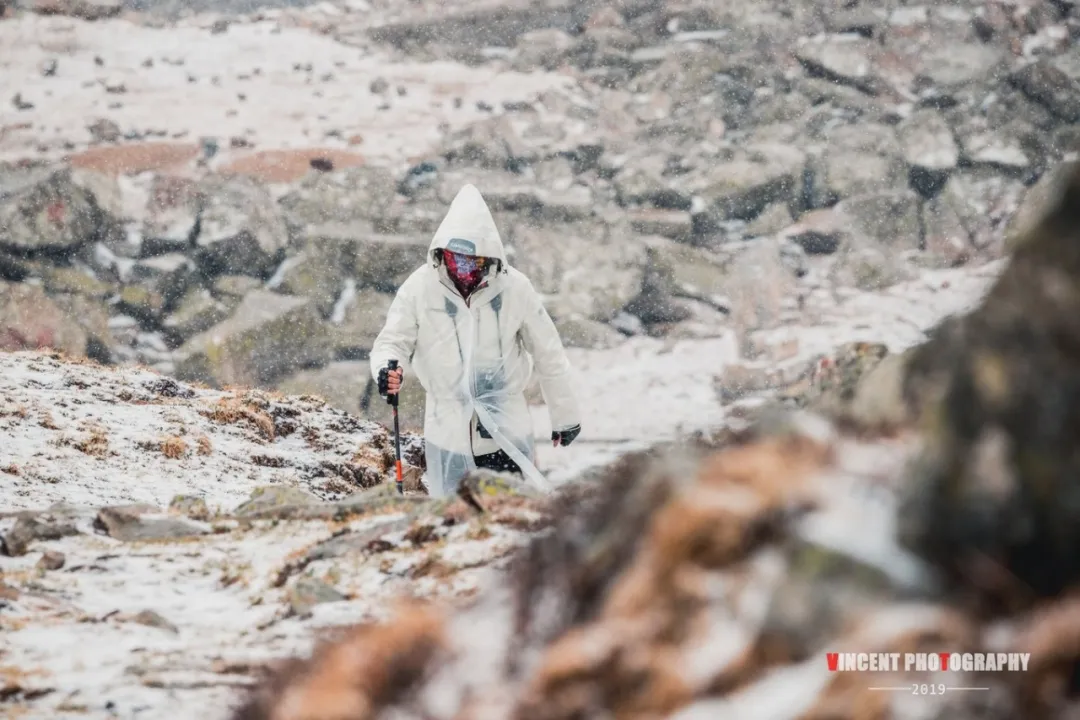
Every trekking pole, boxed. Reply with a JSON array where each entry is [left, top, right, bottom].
[[387, 359, 404, 495]]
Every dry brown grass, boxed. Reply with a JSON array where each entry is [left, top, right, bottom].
[[73, 427, 109, 457], [38, 411, 58, 430], [0, 404, 28, 419], [196, 434, 213, 456], [229, 604, 446, 720], [161, 436, 188, 459], [202, 397, 275, 442]]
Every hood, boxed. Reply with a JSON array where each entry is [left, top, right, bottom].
[[429, 184, 507, 265]]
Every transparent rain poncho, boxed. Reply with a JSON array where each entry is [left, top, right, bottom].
[[370, 185, 580, 497]]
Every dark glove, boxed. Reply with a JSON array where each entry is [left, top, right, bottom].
[[551, 424, 581, 447], [377, 363, 401, 399]]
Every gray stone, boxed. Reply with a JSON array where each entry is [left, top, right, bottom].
[[288, 577, 346, 616], [37, 550, 66, 570], [898, 109, 959, 175], [1010, 60, 1080, 122], [162, 289, 231, 343], [835, 190, 922, 250], [94, 505, 210, 542], [1, 515, 80, 557], [129, 253, 194, 311], [349, 230, 429, 291], [0, 167, 103, 254], [211, 275, 262, 300], [916, 43, 1007, 91], [194, 175, 289, 277], [829, 245, 915, 291], [687, 143, 806, 222], [793, 35, 884, 95], [233, 485, 323, 519], [812, 123, 907, 205], [511, 222, 647, 323], [279, 165, 402, 233], [331, 288, 393, 360], [0, 280, 88, 357], [276, 361, 369, 417], [628, 208, 693, 240], [959, 130, 1031, 172], [555, 314, 627, 350], [275, 235, 354, 319], [174, 290, 334, 387]]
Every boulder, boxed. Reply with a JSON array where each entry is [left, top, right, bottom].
[[1010, 60, 1080, 123], [141, 175, 200, 257], [212, 275, 262, 301], [510, 222, 647, 323], [1005, 160, 1078, 253], [38, 264, 114, 299], [439, 115, 537, 171], [193, 176, 289, 278], [553, 314, 626, 350], [174, 290, 334, 387], [835, 189, 923, 250], [627, 208, 693, 241], [128, 253, 195, 312], [724, 238, 799, 353], [331, 288, 394, 360], [959, 129, 1032, 173], [512, 28, 577, 71], [897, 109, 959, 197], [915, 43, 1007, 93], [161, 289, 232, 345], [829, 245, 915, 291], [278, 166, 402, 234], [613, 153, 690, 209], [50, 292, 113, 362], [0, 280, 87, 356], [314, 227, 430, 292], [793, 35, 885, 95], [898, 161, 1080, 603], [276, 361, 369, 417], [810, 123, 907, 205], [275, 235, 355, 319], [686, 143, 806, 222], [921, 200, 972, 268], [0, 166, 103, 255]]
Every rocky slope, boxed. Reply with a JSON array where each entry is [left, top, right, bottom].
[[4, 0, 1077, 430], [0, 245, 1003, 720], [224, 161, 1080, 720]]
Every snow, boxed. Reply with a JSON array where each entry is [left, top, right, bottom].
[[0, 13, 580, 169], [531, 259, 1003, 484], [0, 352, 388, 511]]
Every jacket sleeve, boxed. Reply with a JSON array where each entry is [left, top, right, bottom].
[[517, 278, 581, 433], [369, 278, 420, 384]]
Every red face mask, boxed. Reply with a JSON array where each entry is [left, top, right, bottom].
[[443, 251, 488, 295]]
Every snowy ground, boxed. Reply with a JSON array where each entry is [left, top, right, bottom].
[[531, 259, 1003, 484], [0, 257, 1005, 719], [0, 12, 580, 171]]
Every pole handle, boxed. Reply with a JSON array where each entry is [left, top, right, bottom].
[[386, 359, 399, 407]]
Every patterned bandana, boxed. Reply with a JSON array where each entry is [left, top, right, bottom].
[[443, 250, 488, 297]]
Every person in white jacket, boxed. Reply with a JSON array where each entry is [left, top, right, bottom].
[[369, 184, 581, 497]]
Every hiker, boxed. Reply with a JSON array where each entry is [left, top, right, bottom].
[[369, 184, 581, 497]]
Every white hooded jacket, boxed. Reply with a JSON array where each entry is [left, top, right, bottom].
[[369, 184, 580, 496]]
